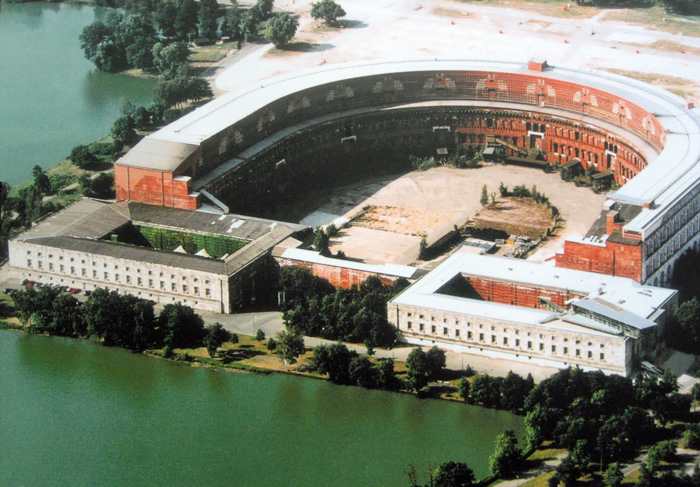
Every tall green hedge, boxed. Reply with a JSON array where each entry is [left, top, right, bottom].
[[136, 225, 247, 259]]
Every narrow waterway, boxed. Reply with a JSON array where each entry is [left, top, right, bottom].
[[0, 331, 525, 487], [0, 2, 155, 185]]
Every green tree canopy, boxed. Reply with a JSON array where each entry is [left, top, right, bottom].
[[311, 0, 346, 25], [70, 145, 99, 169], [489, 429, 522, 478], [198, 0, 220, 39], [158, 302, 205, 348], [277, 328, 305, 365], [312, 343, 357, 384], [204, 322, 230, 357], [266, 12, 298, 48], [434, 461, 475, 487]]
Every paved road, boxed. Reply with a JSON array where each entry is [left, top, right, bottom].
[[196, 307, 558, 381]]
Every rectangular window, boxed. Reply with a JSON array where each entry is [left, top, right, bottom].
[[503, 337, 508, 345], [539, 343, 544, 351], [148, 279, 153, 288], [491, 335, 496, 343], [600, 353, 605, 361], [431, 325, 436, 333], [479, 333, 484, 341], [93, 270, 97, 278], [419, 323, 424, 331], [564, 347, 568, 354], [115, 274, 120, 282], [194, 287, 200, 296], [205, 288, 211, 297], [126, 275, 131, 283], [160, 281, 165, 290], [49, 263, 54, 271], [456, 329, 461, 337], [27, 259, 32, 267], [182, 285, 188, 293], [137, 277, 142, 286], [527, 341, 532, 349], [82, 269, 87, 277], [588, 351, 593, 359], [575, 349, 580, 356], [407, 321, 412, 329], [104, 272, 109, 280], [60, 265, 64, 272], [552, 345, 557, 353], [70, 267, 75, 275], [515, 339, 520, 347], [171, 283, 176, 291]]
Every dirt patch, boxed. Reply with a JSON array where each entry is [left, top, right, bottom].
[[603, 67, 700, 102], [470, 197, 555, 239], [352, 206, 455, 237]]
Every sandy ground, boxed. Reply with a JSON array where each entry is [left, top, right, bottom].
[[215, 0, 700, 101], [304, 165, 605, 264]]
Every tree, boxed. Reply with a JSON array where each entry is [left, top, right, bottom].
[[111, 116, 138, 147], [312, 343, 357, 384], [266, 12, 298, 48], [603, 463, 623, 487], [348, 355, 375, 388], [204, 322, 230, 357], [158, 302, 205, 348], [480, 184, 489, 206], [374, 358, 399, 390], [80, 173, 115, 199], [433, 461, 475, 487], [155, 0, 179, 38], [175, 0, 199, 39], [406, 347, 431, 391], [32, 165, 52, 195], [79, 21, 114, 62], [198, 0, 220, 39], [311, 0, 346, 25], [70, 145, 99, 169], [152, 41, 190, 79], [223, 5, 245, 44], [252, 0, 274, 20], [255, 328, 266, 341], [426, 346, 446, 379], [313, 227, 330, 256], [118, 14, 158, 69], [489, 429, 522, 478], [458, 377, 471, 402], [555, 455, 580, 487], [276, 329, 305, 365]]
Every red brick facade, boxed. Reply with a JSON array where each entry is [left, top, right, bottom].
[[555, 237, 643, 282], [115, 165, 199, 210], [464, 275, 586, 309], [275, 257, 409, 289]]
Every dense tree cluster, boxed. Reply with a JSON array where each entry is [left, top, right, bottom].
[[457, 371, 534, 412], [311, 343, 400, 390], [11, 285, 207, 352], [521, 367, 688, 478], [280, 266, 408, 348], [405, 346, 446, 391]]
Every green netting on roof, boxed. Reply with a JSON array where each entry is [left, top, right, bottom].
[[136, 225, 248, 259]]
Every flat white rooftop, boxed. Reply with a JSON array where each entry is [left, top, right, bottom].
[[390, 253, 676, 330]]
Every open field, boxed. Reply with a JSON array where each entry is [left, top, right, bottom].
[[303, 165, 605, 265]]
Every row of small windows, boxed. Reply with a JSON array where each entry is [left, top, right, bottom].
[[25, 252, 214, 298]]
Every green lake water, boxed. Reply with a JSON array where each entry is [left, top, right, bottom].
[[0, 2, 155, 186], [0, 331, 525, 487]]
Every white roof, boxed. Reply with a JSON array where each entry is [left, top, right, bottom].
[[129, 58, 700, 237], [390, 253, 675, 331], [280, 248, 418, 279]]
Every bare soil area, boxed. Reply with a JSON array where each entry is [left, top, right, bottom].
[[471, 197, 555, 240], [353, 206, 455, 237], [307, 165, 605, 265]]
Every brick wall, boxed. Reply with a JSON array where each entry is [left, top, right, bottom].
[[556, 238, 643, 282]]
